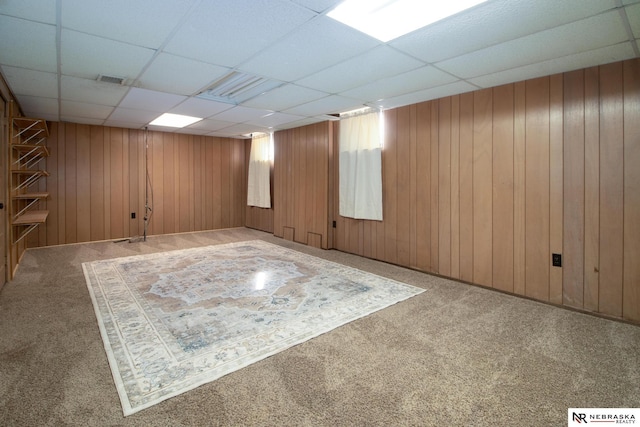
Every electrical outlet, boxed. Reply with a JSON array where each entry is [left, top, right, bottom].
[[332, 221, 336, 228], [552, 253, 562, 267], [131, 212, 136, 219]]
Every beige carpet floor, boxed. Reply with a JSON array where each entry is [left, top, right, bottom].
[[1, 227, 638, 426]]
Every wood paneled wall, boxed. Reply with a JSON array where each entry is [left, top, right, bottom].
[[273, 122, 332, 249], [332, 59, 640, 323], [32, 123, 246, 246]]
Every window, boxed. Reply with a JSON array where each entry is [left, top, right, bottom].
[[339, 110, 383, 220], [247, 133, 272, 208]]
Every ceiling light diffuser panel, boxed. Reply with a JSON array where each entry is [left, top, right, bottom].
[[327, 0, 488, 42]]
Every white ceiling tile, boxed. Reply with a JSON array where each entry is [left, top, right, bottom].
[[239, 16, 380, 81], [209, 123, 270, 137], [118, 88, 186, 112], [108, 107, 159, 124], [168, 98, 234, 119], [627, 4, 640, 38], [289, 0, 342, 13], [374, 81, 478, 110], [296, 46, 425, 93], [184, 118, 237, 132], [139, 53, 231, 96], [274, 117, 328, 131], [16, 95, 59, 118], [0, 0, 56, 24], [245, 112, 306, 128], [342, 66, 458, 102], [437, 10, 629, 79], [0, 16, 57, 72], [2, 0, 636, 138], [1, 66, 57, 98], [169, 126, 210, 135], [61, 0, 197, 49], [61, 29, 155, 80], [59, 116, 105, 126], [469, 42, 637, 88], [390, 0, 618, 63], [241, 84, 328, 111], [102, 120, 146, 130], [211, 106, 273, 123], [61, 75, 129, 106], [164, 0, 316, 67], [283, 95, 364, 116], [61, 100, 114, 119]]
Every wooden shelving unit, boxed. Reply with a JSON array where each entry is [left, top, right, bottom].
[[9, 117, 49, 245]]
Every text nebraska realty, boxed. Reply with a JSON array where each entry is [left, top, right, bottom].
[[574, 412, 636, 424]]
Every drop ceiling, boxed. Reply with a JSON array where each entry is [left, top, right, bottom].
[[1, 0, 638, 139]]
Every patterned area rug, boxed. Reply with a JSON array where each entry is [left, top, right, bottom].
[[82, 240, 424, 415]]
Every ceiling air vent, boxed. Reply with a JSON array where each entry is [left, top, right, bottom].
[[197, 71, 284, 105], [97, 74, 126, 85]]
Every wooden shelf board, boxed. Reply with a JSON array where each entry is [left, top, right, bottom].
[[11, 169, 49, 176], [12, 192, 49, 200], [12, 210, 49, 225], [11, 144, 50, 155], [12, 117, 49, 136]]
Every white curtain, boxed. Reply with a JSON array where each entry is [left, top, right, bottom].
[[247, 133, 272, 208], [339, 111, 383, 221]]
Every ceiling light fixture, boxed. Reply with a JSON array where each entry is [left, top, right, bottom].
[[327, 0, 488, 42], [149, 113, 202, 128], [198, 71, 285, 105]]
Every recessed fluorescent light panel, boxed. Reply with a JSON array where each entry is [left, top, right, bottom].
[[327, 0, 488, 42], [149, 113, 202, 128]]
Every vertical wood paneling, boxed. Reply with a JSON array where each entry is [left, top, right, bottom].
[[122, 131, 130, 239], [450, 96, 460, 279], [46, 122, 58, 246], [305, 128, 315, 241], [384, 109, 398, 265], [103, 128, 111, 239], [430, 104, 439, 273], [549, 74, 564, 305], [129, 130, 140, 237], [513, 82, 526, 296], [583, 66, 600, 312], [193, 139, 202, 231], [459, 93, 474, 282], [20, 59, 640, 325], [409, 105, 418, 268], [598, 62, 624, 317], [492, 84, 514, 293], [563, 70, 585, 308], [178, 135, 190, 232], [150, 131, 163, 236], [211, 139, 222, 230], [30, 124, 245, 247], [397, 106, 412, 267], [473, 89, 493, 287], [76, 125, 91, 242], [109, 128, 124, 239], [438, 98, 451, 277], [272, 123, 330, 249], [220, 140, 231, 229], [525, 78, 550, 301], [415, 101, 431, 272], [162, 133, 175, 234], [623, 59, 640, 322], [205, 141, 214, 230], [56, 122, 66, 244]]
